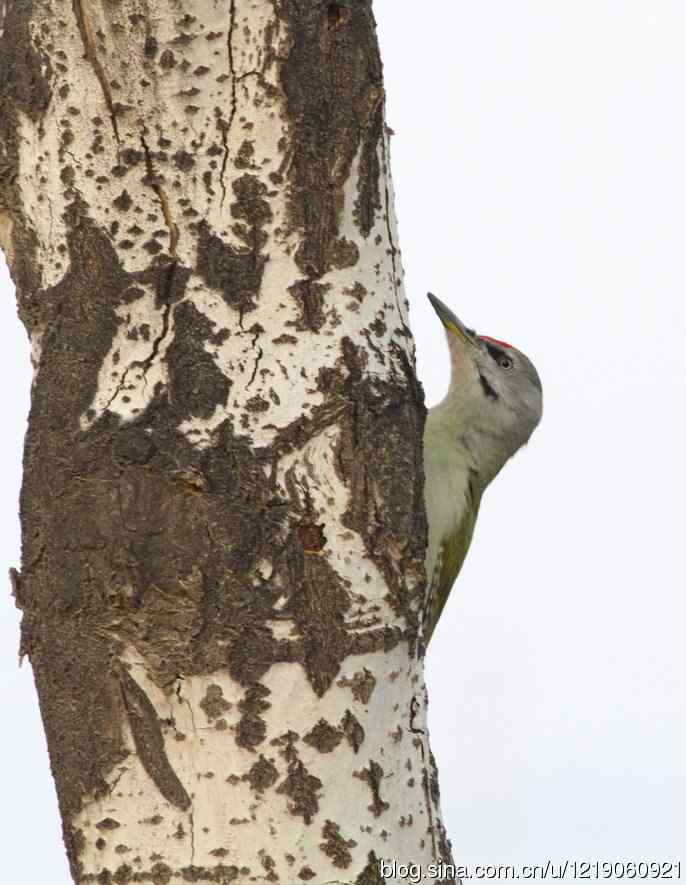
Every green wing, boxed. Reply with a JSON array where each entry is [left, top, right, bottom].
[[423, 477, 481, 645]]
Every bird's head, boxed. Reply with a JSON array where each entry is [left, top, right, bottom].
[[427, 292, 543, 470]]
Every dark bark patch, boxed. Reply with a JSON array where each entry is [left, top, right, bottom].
[[277, 758, 322, 825], [199, 684, 231, 721], [356, 852, 385, 885], [277, 0, 384, 278], [19, 200, 132, 381], [245, 755, 279, 792], [143, 36, 159, 58], [271, 729, 300, 762], [275, 522, 353, 696], [150, 862, 173, 883], [119, 668, 191, 811], [288, 279, 329, 332], [196, 174, 271, 315], [113, 863, 133, 883], [159, 49, 177, 69], [172, 150, 195, 171], [88, 861, 241, 884], [320, 820, 356, 868], [96, 818, 121, 831], [96, 416, 282, 688], [354, 99, 384, 237], [327, 3, 352, 28], [245, 393, 270, 413], [259, 851, 277, 879], [338, 667, 376, 705], [298, 522, 326, 555], [341, 710, 365, 753], [303, 718, 343, 753], [165, 300, 230, 420], [235, 139, 255, 169], [0, 3, 52, 123], [121, 148, 143, 168], [429, 749, 442, 807], [113, 190, 133, 211], [235, 683, 271, 750], [354, 760, 389, 818], [369, 314, 386, 338], [11, 210, 143, 867], [331, 338, 427, 642], [344, 282, 368, 303], [330, 236, 360, 269]]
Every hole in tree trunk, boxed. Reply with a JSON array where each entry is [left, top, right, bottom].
[[327, 3, 349, 28]]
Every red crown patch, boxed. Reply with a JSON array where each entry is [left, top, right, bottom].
[[480, 335, 513, 350]]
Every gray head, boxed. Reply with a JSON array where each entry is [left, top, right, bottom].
[[427, 292, 543, 477]]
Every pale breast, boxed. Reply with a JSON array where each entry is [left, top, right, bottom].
[[423, 414, 480, 642], [423, 428, 472, 591]]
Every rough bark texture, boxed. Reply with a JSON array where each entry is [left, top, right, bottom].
[[0, 1, 454, 882]]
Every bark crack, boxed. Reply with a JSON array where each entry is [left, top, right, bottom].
[[139, 299, 173, 383], [219, 0, 239, 209], [135, 262, 179, 384], [99, 361, 136, 415], [246, 319, 264, 388], [98, 265, 178, 418], [246, 345, 263, 388], [189, 810, 196, 865], [72, 0, 121, 146], [409, 694, 424, 734], [93, 134, 184, 417], [140, 131, 179, 257], [107, 768, 125, 796], [175, 676, 198, 734]]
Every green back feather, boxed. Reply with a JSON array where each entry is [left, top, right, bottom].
[[423, 475, 481, 645]]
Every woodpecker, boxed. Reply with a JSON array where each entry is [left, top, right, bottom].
[[422, 292, 543, 645]]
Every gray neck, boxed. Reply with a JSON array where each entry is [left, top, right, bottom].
[[430, 393, 515, 490], [457, 425, 514, 489]]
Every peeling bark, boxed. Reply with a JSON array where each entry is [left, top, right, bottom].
[[1, 1, 455, 883]]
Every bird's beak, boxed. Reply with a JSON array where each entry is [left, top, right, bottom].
[[427, 293, 477, 348]]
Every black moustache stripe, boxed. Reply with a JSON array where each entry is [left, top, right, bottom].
[[479, 374, 499, 401]]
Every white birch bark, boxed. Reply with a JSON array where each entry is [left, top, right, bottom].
[[0, 2, 454, 883]]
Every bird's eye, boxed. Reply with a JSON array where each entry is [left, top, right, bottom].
[[499, 357, 513, 370]]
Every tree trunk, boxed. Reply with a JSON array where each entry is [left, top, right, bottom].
[[0, 2, 454, 882]]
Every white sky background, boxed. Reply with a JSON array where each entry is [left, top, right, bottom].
[[1, 2, 685, 879]]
